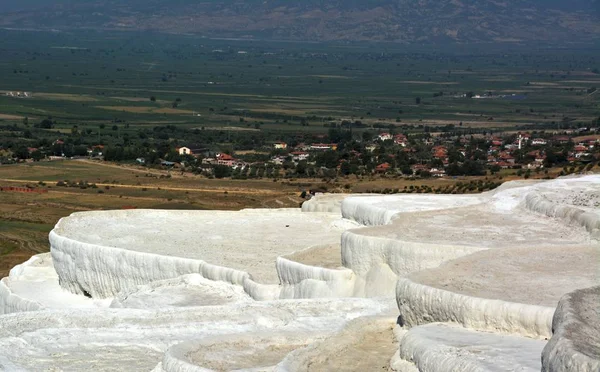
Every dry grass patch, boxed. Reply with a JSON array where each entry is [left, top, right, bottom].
[[400, 81, 459, 85], [96, 106, 194, 114], [35, 93, 98, 102], [202, 126, 260, 132], [309, 75, 353, 79], [0, 113, 24, 120]]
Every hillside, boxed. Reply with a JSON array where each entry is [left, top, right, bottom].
[[0, 0, 600, 44]]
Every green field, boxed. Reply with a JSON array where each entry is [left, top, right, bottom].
[[0, 29, 598, 138]]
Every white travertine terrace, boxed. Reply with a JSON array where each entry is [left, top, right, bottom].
[[542, 286, 600, 372], [300, 192, 361, 213], [394, 323, 546, 372], [1, 175, 599, 370], [341, 193, 485, 225]]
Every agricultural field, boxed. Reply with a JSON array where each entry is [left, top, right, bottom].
[[0, 29, 598, 136]]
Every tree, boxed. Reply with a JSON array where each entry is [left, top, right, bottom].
[[14, 146, 29, 159], [315, 150, 339, 168], [339, 161, 351, 176], [296, 161, 307, 176], [31, 150, 43, 161], [415, 97, 421, 105], [214, 165, 231, 179], [73, 146, 88, 157], [150, 96, 156, 102], [35, 118, 54, 129]]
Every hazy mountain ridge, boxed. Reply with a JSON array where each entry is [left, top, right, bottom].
[[1, 0, 599, 44]]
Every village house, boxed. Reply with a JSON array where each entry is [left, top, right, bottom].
[[365, 143, 378, 152], [310, 143, 338, 151], [232, 161, 248, 170], [290, 151, 310, 162], [552, 136, 571, 145], [378, 133, 393, 141], [499, 152, 516, 164], [273, 142, 288, 150], [429, 168, 446, 177], [534, 153, 547, 164], [270, 156, 286, 165], [216, 153, 236, 167], [375, 162, 391, 173], [294, 143, 311, 152], [411, 164, 429, 174], [432, 146, 448, 159], [88, 145, 104, 157], [574, 145, 591, 159], [177, 144, 207, 157], [394, 134, 408, 147]]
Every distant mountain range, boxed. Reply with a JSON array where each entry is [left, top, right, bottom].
[[1, 0, 600, 44]]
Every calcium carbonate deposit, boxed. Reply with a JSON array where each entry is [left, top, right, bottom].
[[1, 175, 599, 371]]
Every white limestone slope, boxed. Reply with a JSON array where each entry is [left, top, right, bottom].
[[2, 174, 600, 371], [0, 298, 392, 371], [1, 253, 109, 315], [524, 175, 600, 239], [396, 277, 555, 339], [397, 244, 599, 338], [301, 193, 362, 213], [110, 274, 251, 308], [277, 256, 356, 299], [394, 323, 546, 372], [49, 209, 358, 299], [341, 194, 484, 225], [276, 316, 398, 371], [542, 286, 600, 372], [158, 332, 321, 372]]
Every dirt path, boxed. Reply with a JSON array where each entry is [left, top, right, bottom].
[[0, 178, 283, 195], [307, 320, 398, 371], [287, 317, 398, 371], [75, 159, 171, 177]]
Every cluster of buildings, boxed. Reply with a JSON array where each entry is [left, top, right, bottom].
[[170, 127, 599, 177], [5, 91, 31, 98], [174, 142, 339, 172], [359, 128, 599, 177]]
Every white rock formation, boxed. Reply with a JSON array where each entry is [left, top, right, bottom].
[[0, 298, 392, 371], [394, 323, 546, 372], [542, 286, 600, 372], [341, 193, 484, 225], [49, 209, 358, 299], [110, 274, 252, 308], [301, 193, 361, 213], [1, 174, 599, 370], [1, 253, 109, 315]]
